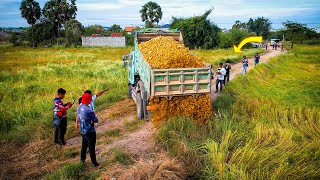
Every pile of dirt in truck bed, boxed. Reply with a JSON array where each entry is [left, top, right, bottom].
[[139, 36, 212, 124], [150, 94, 212, 125], [138, 36, 204, 69]]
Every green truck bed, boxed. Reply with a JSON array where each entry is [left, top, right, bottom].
[[134, 45, 211, 99]]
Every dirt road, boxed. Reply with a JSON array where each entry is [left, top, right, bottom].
[[0, 48, 285, 179], [210, 49, 285, 100]]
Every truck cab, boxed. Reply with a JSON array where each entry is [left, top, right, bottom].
[[270, 39, 281, 46]]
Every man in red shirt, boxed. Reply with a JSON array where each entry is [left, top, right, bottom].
[[53, 88, 73, 145]]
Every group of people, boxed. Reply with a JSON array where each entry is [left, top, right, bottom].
[[211, 53, 261, 93], [52, 87, 109, 167], [265, 43, 284, 52]]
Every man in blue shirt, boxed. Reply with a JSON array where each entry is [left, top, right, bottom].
[[77, 93, 99, 167]]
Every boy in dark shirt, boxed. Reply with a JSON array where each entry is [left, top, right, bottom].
[[52, 88, 73, 145]]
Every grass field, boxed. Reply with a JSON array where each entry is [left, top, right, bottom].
[[193, 48, 264, 65], [157, 45, 320, 179], [0, 45, 262, 144], [0, 45, 130, 143]]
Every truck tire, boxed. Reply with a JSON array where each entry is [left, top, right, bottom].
[[136, 91, 144, 120]]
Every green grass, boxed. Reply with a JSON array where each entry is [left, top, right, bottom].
[[46, 162, 84, 180], [157, 45, 320, 179], [111, 148, 134, 166], [0, 46, 130, 143], [103, 128, 121, 138], [192, 48, 264, 66]]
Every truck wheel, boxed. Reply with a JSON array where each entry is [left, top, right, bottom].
[[128, 84, 132, 98], [136, 92, 144, 119]]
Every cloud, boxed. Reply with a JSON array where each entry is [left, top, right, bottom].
[[0, 0, 319, 29]]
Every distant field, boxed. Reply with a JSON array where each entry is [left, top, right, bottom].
[[158, 45, 320, 179], [0, 45, 262, 143]]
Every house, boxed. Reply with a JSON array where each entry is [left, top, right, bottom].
[[91, 34, 103, 37], [110, 33, 122, 37], [124, 26, 138, 34]]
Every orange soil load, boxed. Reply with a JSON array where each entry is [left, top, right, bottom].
[[150, 94, 213, 125], [138, 36, 203, 69]]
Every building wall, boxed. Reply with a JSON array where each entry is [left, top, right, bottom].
[[81, 37, 126, 47]]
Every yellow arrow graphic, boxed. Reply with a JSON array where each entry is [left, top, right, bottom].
[[233, 36, 263, 53]]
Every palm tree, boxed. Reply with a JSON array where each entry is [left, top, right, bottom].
[[20, 0, 41, 47], [43, 0, 62, 45], [140, 1, 163, 28], [60, 0, 77, 46]]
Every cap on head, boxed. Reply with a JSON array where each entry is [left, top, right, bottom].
[[81, 93, 92, 105]]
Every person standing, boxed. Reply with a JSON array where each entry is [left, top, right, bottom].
[[84, 88, 109, 111], [77, 93, 99, 167], [242, 56, 249, 74], [254, 53, 260, 66], [281, 43, 284, 52], [275, 43, 278, 50], [224, 60, 231, 84], [265, 43, 268, 50], [52, 88, 73, 145], [215, 63, 226, 93]]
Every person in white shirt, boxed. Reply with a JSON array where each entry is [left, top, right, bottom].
[[83, 88, 110, 111], [215, 63, 226, 93], [242, 56, 249, 74]]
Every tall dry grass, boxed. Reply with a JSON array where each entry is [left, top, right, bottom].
[[157, 45, 320, 179]]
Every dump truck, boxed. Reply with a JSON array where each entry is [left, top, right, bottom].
[[126, 28, 212, 119]]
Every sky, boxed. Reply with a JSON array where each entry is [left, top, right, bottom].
[[0, 0, 319, 30]]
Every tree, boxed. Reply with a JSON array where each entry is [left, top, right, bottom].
[[232, 20, 247, 29], [43, 0, 61, 44], [282, 21, 309, 48], [9, 32, 19, 46], [83, 25, 104, 36], [170, 9, 220, 49], [43, 0, 77, 45], [140, 1, 163, 28], [67, 19, 83, 46], [60, 0, 77, 46], [20, 0, 41, 48], [108, 24, 122, 33], [18, 17, 54, 47], [246, 17, 271, 39]]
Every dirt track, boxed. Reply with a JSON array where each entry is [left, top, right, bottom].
[[210, 49, 285, 100], [0, 48, 285, 179]]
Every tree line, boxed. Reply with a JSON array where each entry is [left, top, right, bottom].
[[11, 1, 320, 48]]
